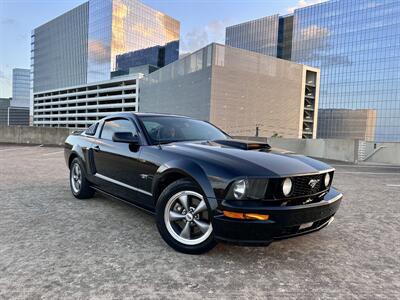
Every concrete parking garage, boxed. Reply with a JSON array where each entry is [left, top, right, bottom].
[[0, 145, 399, 299]]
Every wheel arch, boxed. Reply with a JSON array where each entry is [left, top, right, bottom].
[[152, 159, 218, 211], [68, 145, 87, 171], [68, 152, 79, 168]]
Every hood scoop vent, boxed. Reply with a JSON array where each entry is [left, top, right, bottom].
[[212, 139, 271, 151]]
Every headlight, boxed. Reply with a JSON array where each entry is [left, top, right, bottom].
[[232, 179, 247, 199], [324, 173, 331, 187], [282, 178, 293, 197], [227, 179, 268, 200]]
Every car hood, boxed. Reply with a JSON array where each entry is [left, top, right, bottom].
[[162, 139, 333, 177]]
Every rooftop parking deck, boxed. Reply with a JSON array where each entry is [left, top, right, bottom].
[[0, 145, 399, 299]]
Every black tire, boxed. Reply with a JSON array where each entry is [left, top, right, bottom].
[[156, 179, 217, 254], [69, 158, 95, 199]]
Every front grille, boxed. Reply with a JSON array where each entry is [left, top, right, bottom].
[[264, 171, 333, 206], [292, 174, 323, 197]]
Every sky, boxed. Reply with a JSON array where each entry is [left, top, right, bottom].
[[0, 0, 324, 98]]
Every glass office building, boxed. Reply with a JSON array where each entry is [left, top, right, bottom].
[[226, 0, 400, 141], [86, 0, 179, 82], [115, 41, 179, 71], [32, 0, 180, 92], [225, 15, 279, 57], [12, 68, 30, 107], [31, 3, 89, 93]]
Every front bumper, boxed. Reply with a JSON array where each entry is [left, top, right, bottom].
[[212, 188, 342, 245]]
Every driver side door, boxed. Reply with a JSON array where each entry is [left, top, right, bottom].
[[92, 117, 151, 207]]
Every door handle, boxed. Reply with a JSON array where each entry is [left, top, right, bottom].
[[93, 145, 100, 152]]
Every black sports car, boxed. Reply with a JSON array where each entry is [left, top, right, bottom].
[[65, 113, 343, 254]]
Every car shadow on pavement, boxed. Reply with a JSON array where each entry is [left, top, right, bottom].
[[90, 191, 332, 261]]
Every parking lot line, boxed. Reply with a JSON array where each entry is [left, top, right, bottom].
[[42, 150, 64, 156], [336, 171, 400, 175], [0, 147, 31, 152], [332, 164, 400, 168]]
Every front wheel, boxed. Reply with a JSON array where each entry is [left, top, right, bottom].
[[156, 179, 217, 254]]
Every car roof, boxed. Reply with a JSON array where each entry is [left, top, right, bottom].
[[103, 112, 192, 119], [135, 112, 191, 118]]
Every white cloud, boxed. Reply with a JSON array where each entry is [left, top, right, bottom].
[[180, 20, 230, 54], [287, 0, 327, 13]]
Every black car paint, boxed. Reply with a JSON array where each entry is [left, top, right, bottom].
[[65, 113, 342, 244]]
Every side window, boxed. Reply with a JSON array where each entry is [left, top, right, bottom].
[[100, 119, 138, 141]]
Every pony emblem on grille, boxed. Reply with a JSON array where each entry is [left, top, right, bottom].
[[308, 179, 320, 188]]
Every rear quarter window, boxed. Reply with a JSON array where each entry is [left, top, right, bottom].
[[84, 123, 98, 136]]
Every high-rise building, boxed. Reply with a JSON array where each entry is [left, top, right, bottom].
[[140, 43, 320, 139], [31, 0, 180, 93], [0, 97, 30, 126], [0, 98, 11, 108], [226, 0, 400, 141], [225, 15, 279, 57], [31, 3, 89, 93], [12, 68, 30, 107]]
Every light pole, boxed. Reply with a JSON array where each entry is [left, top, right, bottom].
[[255, 123, 263, 137]]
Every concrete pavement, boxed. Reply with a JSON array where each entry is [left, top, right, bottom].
[[0, 145, 399, 299]]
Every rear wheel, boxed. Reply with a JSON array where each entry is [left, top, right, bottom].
[[69, 158, 95, 199], [156, 179, 217, 254]]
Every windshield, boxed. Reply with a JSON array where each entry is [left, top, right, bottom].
[[139, 116, 229, 144]]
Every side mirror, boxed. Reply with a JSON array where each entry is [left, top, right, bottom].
[[112, 132, 139, 145]]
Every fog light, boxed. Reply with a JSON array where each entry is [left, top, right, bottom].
[[324, 173, 331, 187], [223, 211, 269, 221], [282, 178, 293, 197]]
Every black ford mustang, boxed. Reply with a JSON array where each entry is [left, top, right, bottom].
[[65, 113, 343, 254]]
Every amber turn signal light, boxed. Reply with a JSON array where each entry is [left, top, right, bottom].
[[223, 211, 269, 221]]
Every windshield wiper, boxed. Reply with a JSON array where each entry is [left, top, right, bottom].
[[157, 140, 181, 145], [157, 139, 200, 145]]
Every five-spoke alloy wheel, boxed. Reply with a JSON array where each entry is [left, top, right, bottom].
[[71, 162, 82, 194], [164, 191, 213, 246], [156, 179, 217, 254]]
